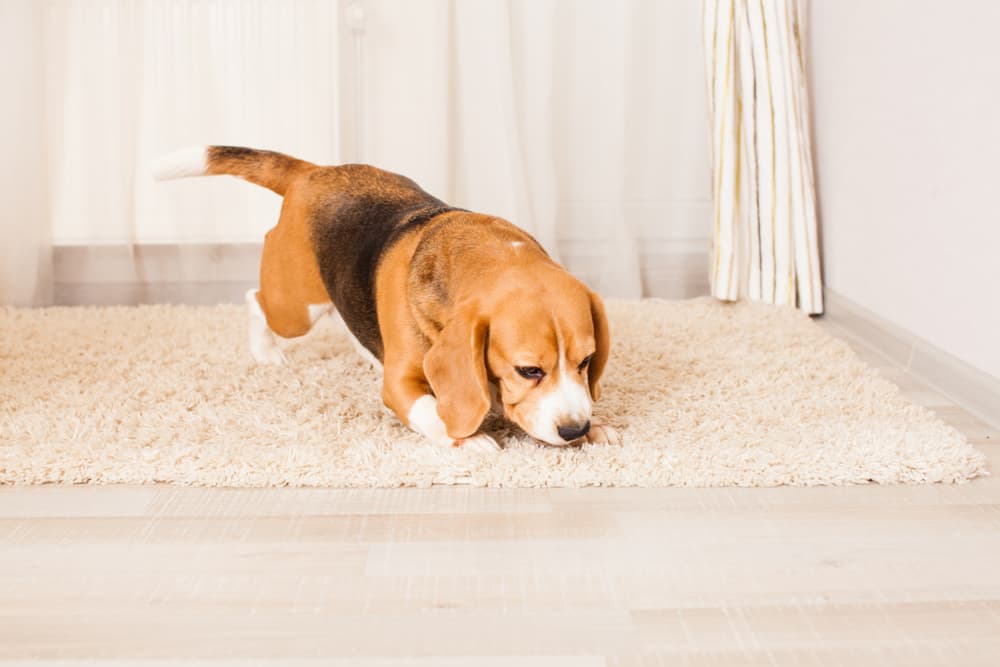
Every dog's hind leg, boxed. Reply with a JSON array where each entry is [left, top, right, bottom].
[[246, 288, 288, 365], [247, 196, 333, 364], [246, 289, 334, 365]]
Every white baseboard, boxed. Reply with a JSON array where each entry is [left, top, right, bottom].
[[823, 289, 1000, 430], [53, 240, 711, 305], [53, 243, 263, 305]]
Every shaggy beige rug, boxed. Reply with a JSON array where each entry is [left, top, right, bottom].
[[0, 298, 987, 487]]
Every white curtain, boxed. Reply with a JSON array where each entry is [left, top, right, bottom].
[[704, 0, 823, 314], [45, 0, 345, 245], [6, 0, 711, 304], [0, 1, 51, 306], [337, 0, 711, 298]]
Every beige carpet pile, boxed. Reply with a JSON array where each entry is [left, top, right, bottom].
[[0, 298, 987, 487]]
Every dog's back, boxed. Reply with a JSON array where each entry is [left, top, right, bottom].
[[300, 164, 458, 359]]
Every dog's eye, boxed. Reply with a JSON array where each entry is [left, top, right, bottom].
[[516, 366, 545, 380], [578, 354, 593, 371]]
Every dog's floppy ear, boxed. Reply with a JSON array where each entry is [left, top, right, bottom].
[[588, 291, 610, 401], [423, 311, 491, 440]]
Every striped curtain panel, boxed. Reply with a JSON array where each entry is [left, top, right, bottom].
[[703, 0, 823, 314]]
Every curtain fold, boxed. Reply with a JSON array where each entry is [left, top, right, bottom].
[[704, 0, 823, 314], [355, 0, 711, 299], [0, 0, 52, 306], [45, 0, 345, 247]]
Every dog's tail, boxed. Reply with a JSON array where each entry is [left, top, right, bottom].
[[151, 145, 316, 196]]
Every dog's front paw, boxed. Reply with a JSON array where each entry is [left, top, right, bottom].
[[584, 422, 622, 446], [454, 433, 501, 454]]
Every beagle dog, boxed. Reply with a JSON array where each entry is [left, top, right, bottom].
[[153, 146, 619, 452]]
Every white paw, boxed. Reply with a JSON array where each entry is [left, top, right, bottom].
[[246, 288, 287, 365], [251, 342, 287, 365], [584, 422, 622, 446], [453, 433, 501, 454]]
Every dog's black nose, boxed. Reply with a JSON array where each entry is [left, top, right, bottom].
[[557, 420, 591, 442]]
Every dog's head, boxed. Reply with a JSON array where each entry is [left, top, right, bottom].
[[423, 268, 609, 445]]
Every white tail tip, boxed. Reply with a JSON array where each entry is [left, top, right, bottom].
[[151, 145, 208, 181]]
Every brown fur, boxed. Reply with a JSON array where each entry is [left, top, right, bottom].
[[256, 186, 331, 338]]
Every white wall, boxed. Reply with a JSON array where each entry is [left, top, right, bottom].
[[808, 0, 1000, 379]]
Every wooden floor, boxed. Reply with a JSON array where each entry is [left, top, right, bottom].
[[1, 320, 997, 666]]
